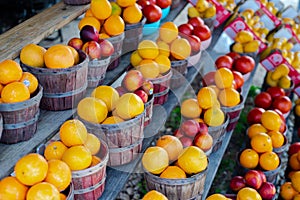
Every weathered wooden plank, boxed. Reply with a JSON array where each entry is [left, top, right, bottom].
[[0, 2, 89, 62]]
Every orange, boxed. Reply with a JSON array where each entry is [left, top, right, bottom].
[[20, 44, 46, 68], [84, 133, 101, 155], [14, 153, 48, 186], [115, 93, 144, 120], [208, 85, 220, 96], [99, 33, 110, 39], [130, 50, 143, 67], [294, 194, 300, 200], [180, 98, 202, 119], [59, 119, 88, 147], [159, 22, 179, 44], [280, 182, 298, 200], [19, 72, 38, 94], [44, 44, 74, 69], [102, 116, 124, 124], [62, 145, 92, 171], [67, 46, 80, 65], [0, 59, 23, 85], [160, 166, 186, 179], [237, 187, 262, 200], [123, 4, 143, 24], [239, 148, 259, 169], [26, 182, 60, 200], [45, 159, 72, 191], [295, 105, 300, 117], [60, 193, 67, 200], [77, 97, 108, 124], [142, 146, 169, 174], [0, 176, 28, 200], [90, 0, 112, 20], [78, 16, 101, 32], [157, 40, 170, 57], [177, 146, 208, 174], [110, 2, 122, 16], [90, 155, 102, 167], [44, 141, 68, 160], [170, 38, 191, 60], [259, 151, 280, 171], [206, 194, 229, 200], [154, 54, 171, 74], [84, 8, 94, 17], [116, 0, 135, 7], [103, 15, 125, 36], [250, 132, 273, 153], [138, 40, 160, 60], [267, 130, 284, 148], [156, 135, 183, 162], [289, 153, 300, 171], [197, 87, 218, 109], [214, 68, 234, 89], [261, 110, 282, 131], [91, 85, 119, 112], [0, 83, 3, 94], [142, 190, 168, 200], [218, 88, 240, 107], [137, 62, 160, 79], [204, 107, 225, 127], [1, 82, 30, 103], [247, 123, 267, 139], [292, 171, 300, 192]]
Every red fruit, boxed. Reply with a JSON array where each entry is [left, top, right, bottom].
[[137, 0, 151, 9], [233, 56, 255, 74], [226, 52, 241, 61], [244, 170, 263, 190], [156, 0, 171, 8], [80, 25, 99, 42], [273, 109, 285, 122], [141, 80, 154, 96], [288, 142, 300, 156], [256, 170, 267, 183], [98, 39, 114, 57], [179, 136, 193, 147], [68, 37, 83, 51], [198, 122, 208, 134], [178, 23, 194, 37], [134, 89, 148, 103], [230, 176, 246, 192], [254, 92, 272, 109], [258, 182, 276, 200], [272, 96, 292, 114], [266, 86, 285, 99], [173, 129, 184, 138], [142, 4, 162, 23], [187, 17, 205, 28], [247, 107, 265, 125], [193, 25, 211, 41], [186, 35, 201, 53], [232, 70, 244, 89], [194, 133, 213, 151], [279, 119, 286, 134], [202, 71, 215, 86], [115, 86, 128, 96], [82, 41, 102, 59], [215, 55, 233, 69], [180, 119, 200, 138], [121, 70, 144, 92]]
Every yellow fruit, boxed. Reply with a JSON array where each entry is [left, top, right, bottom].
[[138, 40, 159, 60], [291, 171, 300, 192], [0, 59, 23, 85], [103, 15, 125, 36], [115, 93, 144, 120], [204, 106, 225, 127], [142, 146, 169, 174], [214, 68, 234, 89], [154, 54, 171, 74], [177, 146, 208, 174], [137, 61, 160, 79], [26, 182, 60, 200], [0, 176, 28, 200], [259, 151, 280, 171], [44, 141, 68, 161], [235, 30, 254, 44], [20, 44, 46, 68], [1, 82, 30, 103], [218, 88, 240, 107], [261, 110, 282, 131], [44, 44, 74, 69], [181, 98, 202, 119], [250, 132, 273, 153], [247, 124, 267, 139], [278, 75, 291, 89], [170, 38, 191, 60], [122, 4, 142, 24], [84, 133, 101, 155], [188, 6, 200, 18], [244, 40, 260, 53], [156, 135, 183, 162], [197, 87, 218, 109], [110, 2, 122, 16], [204, 5, 216, 18], [157, 40, 170, 57], [116, 0, 135, 7], [102, 116, 124, 124], [267, 130, 284, 148], [59, 119, 88, 147], [142, 190, 168, 200], [160, 166, 186, 179], [91, 85, 119, 112], [271, 64, 290, 80], [266, 71, 278, 87], [77, 97, 108, 124], [237, 187, 262, 200], [206, 194, 229, 200], [78, 16, 101, 32], [90, 0, 112, 20], [239, 148, 259, 169], [232, 42, 244, 53], [196, 0, 209, 12], [20, 72, 39, 95], [159, 22, 179, 44], [130, 50, 143, 67], [62, 145, 92, 171]]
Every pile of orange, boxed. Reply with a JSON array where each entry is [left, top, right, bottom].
[[0, 59, 38, 103]]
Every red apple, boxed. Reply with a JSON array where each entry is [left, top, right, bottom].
[[178, 23, 194, 37], [156, 0, 171, 8], [272, 96, 292, 114], [288, 142, 300, 156], [247, 107, 265, 125], [179, 136, 193, 147], [256, 170, 267, 183], [194, 133, 213, 151], [254, 92, 272, 109], [142, 4, 162, 23], [134, 89, 148, 103], [141, 80, 154, 96], [180, 119, 200, 138], [226, 52, 241, 61], [244, 170, 263, 190], [198, 122, 209, 134], [98, 39, 114, 57], [233, 55, 255, 74], [193, 25, 211, 41], [121, 70, 144, 92], [80, 25, 99, 42], [137, 0, 151, 9], [202, 71, 215, 86], [232, 70, 244, 89], [68, 37, 83, 51], [215, 55, 233, 69], [259, 182, 276, 200], [230, 176, 246, 192], [266, 86, 285, 99], [115, 86, 128, 96], [188, 17, 205, 28], [173, 129, 184, 138], [82, 41, 102, 59], [186, 35, 201, 53]]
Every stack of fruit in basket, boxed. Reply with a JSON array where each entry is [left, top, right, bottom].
[[278, 142, 300, 199], [216, 0, 236, 11], [263, 37, 294, 60], [265, 63, 293, 90], [229, 169, 276, 199], [231, 30, 260, 55], [138, 0, 172, 20], [187, 0, 216, 21]]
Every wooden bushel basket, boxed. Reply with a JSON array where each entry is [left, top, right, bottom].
[[107, 33, 125, 71], [0, 85, 43, 144], [144, 95, 154, 127], [0, 113, 3, 140], [21, 51, 88, 111], [87, 56, 111, 88], [208, 114, 229, 152]]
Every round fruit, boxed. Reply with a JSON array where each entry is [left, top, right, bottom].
[[78, 16, 101, 32], [259, 151, 280, 171], [159, 166, 186, 179], [251, 132, 273, 153], [197, 87, 218, 109], [19, 72, 39, 94], [91, 85, 119, 112], [44, 141, 68, 161], [215, 55, 233, 69], [156, 135, 183, 162], [142, 146, 169, 174], [159, 22, 178, 44], [123, 3, 143, 24], [214, 67, 234, 89], [142, 190, 168, 200], [291, 171, 300, 192], [115, 93, 144, 120], [218, 88, 240, 107], [261, 110, 282, 131], [239, 148, 259, 169], [0, 176, 28, 200], [237, 187, 262, 200], [90, 0, 112, 20], [26, 182, 60, 200], [247, 123, 267, 139], [44, 44, 74, 69], [84, 133, 101, 155], [103, 15, 125, 36], [254, 92, 272, 109], [280, 182, 299, 200], [206, 194, 229, 200], [20, 44, 46, 68], [0, 59, 23, 85], [180, 98, 202, 119], [138, 40, 159, 59], [204, 107, 225, 127], [1, 82, 30, 103], [170, 38, 191, 60], [62, 145, 92, 171], [272, 96, 292, 114], [247, 107, 265, 125], [59, 119, 88, 147]]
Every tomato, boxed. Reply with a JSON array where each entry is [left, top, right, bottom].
[[226, 52, 241, 61], [178, 23, 194, 37], [186, 35, 201, 53], [266, 86, 285, 99], [232, 70, 244, 89], [215, 55, 233, 69], [137, 0, 151, 9], [288, 142, 300, 156], [254, 92, 272, 109], [202, 71, 215, 86], [273, 108, 285, 122], [156, 0, 171, 8], [279, 119, 286, 133], [187, 17, 205, 28], [233, 55, 255, 74], [272, 96, 292, 114], [247, 107, 265, 125], [142, 4, 162, 23], [193, 25, 211, 41]]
